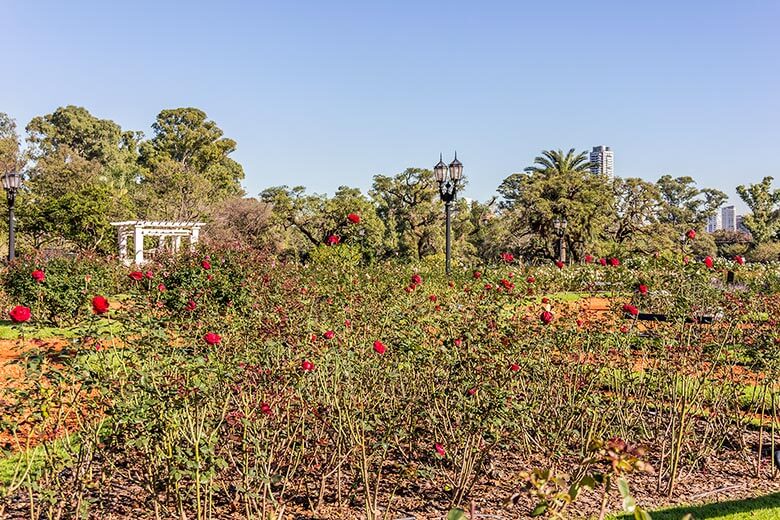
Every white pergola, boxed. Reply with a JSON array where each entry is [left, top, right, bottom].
[[111, 221, 205, 265]]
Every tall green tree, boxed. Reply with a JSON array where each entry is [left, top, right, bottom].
[[370, 168, 445, 260], [0, 113, 21, 175], [138, 108, 245, 219], [498, 149, 613, 261], [655, 175, 726, 228], [261, 185, 385, 258], [736, 176, 780, 244], [20, 107, 137, 252]]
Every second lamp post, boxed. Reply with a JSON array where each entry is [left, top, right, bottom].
[[2, 171, 21, 262], [434, 152, 463, 275]]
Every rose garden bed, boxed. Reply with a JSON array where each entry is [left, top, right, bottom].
[[1, 251, 780, 519]]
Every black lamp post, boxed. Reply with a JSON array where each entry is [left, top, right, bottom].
[[2, 171, 21, 262], [434, 152, 463, 275], [553, 217, 568, 263]]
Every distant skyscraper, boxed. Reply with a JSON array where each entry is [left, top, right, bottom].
[[589, 146, 614, 177], [721, 205, 737, 231], [707, 213, 721, 233]]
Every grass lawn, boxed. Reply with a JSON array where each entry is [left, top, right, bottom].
[[614, 493, 780, 519], [0, 320, 123, 340]]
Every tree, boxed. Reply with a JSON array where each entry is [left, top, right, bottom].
[[0, 113, 21, 175], [736, 176, 780, 244], [655, 175, 726, 229], [261, 185, 386, 259], [205, 197, 275, 251], [498, 149, 613, 261], [370, 168, 445, 260], [20, 107, 137, 252], [605, 177, 661, 252], [26, 105, 142, 191], [139, 108, 245, 217]]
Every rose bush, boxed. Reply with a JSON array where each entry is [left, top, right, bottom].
[[2, 248, 780, 519]]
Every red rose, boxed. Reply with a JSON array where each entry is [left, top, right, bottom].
[[31, 270, 45, 283], [428, 294, 437, 302], [204, 332, 222, 345], [622, 304, 639, 316], [734, 255, 745, 265], [501, 252, 514, 263], [609, 257, 620, 267], [686, 229, 696, 240], [157, 283, 166, 292], [129, 271, 144, 281], [344, 319, 351, 327], [145, 271, 153, 279], [467, 387, 477, 396], [9, 305, 31, 323], [473, 270, 482, 279], [638, 284, 648, 295], [260, 402, 272, 415], [347, 213, 361, 224], [599, 258, 607, 266], [434, 443, 446, 457], [555, 260, 564, 269], [584, 254, 594, 263], [526, 276, 535, 283], [301, 359, 315, 372], [92, 295, 110, 315], [324, 330, 335, 340], [454, 338, 462, 347], [326, 234, 341, 246], [620, 325, 629, 334], [185, 300, 197, 311], [510, 363, 520, 372], [201, 260, 212, 270], [411, 273, 422, 286], [540, 310, 553, 324], [704, 256, 714, 269], [541, 297, 550, 304], [373, 340, 386, 354]]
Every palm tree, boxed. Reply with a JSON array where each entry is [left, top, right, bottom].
[[498, 148, 612, 261], [523, 148, 591, 177]]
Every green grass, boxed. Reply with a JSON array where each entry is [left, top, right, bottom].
[[0, 320, 123, 340], [614, 493, 780, 519]]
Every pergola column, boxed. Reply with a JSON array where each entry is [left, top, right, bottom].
[[174, 235, 182, 253], [190, 227, 200, 252], [134, 225, 144, 265]]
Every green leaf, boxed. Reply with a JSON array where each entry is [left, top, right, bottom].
[[617, 477, 631, 498], [447, 508, 467, 520], [531, 502, 548, 517]]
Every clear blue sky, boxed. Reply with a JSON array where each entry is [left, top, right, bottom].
[[2, 0, 778, 211]]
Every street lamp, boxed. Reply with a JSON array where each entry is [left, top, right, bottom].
[[434, 152, 463, 275], [553, 217, 568, 263], [2, 171, 21, 262]]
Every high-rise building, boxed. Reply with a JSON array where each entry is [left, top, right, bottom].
[[707, 213, 721, 233], [589, 146, 614, 177], [722, 206, 737, 231]]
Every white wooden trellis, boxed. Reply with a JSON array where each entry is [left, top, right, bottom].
[[111, 221, 205, 265]]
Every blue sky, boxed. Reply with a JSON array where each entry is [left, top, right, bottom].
[[2, 0, 778, 211]]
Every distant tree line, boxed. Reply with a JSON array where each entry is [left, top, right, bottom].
[[1, 107, 779, 263]]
